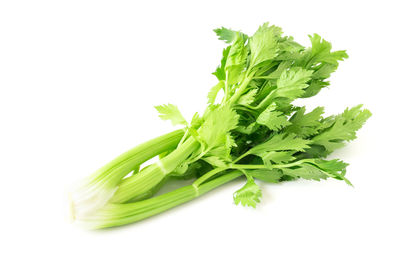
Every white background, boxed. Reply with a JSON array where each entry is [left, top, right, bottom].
[[1, 0, 399, 279]]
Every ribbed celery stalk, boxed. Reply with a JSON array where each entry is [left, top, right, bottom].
[[70, 129, 184, 220], [81, 170, 242, 229], [110, 137, 200, 203]]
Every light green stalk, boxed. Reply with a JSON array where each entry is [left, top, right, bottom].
[[70, 130, 184, 220], [81, 170, 243, 229], [111, 137, 200, 203]]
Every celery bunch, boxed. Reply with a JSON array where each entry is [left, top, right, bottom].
[[70, 23, 371, 229]]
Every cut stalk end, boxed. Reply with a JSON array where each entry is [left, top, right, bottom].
[[69, 180, 119, 221]]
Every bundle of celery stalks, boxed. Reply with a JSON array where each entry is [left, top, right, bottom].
[[70, 22, 370, 229]]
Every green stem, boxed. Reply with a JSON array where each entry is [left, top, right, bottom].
[[87, 129, 184, 188], [228, 74, 253, 105], [230, 164, 267, 169], [111, 137, 200, 203], [221, 72, 229, 104], [87, 171, 243, 229], [177, 129, 189, 147], [254, 89, 276, 110], [192, 167, 227, 186], [252, 76, 274, 80], [231, 159, 313, 170], [198, 170, 242, 195], [233, 151, 250, 163]]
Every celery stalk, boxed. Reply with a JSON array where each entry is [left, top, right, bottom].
[[110, 137, 200, 203], [80, 171, 242, 229], [70, 129, 184, 220]]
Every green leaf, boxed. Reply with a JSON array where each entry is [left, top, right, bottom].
[[212, 46, 230, 81], [302, 80, 330, 98], [294, 34, 348, 98], [295, 34, 348, 69], [311, 159, 348, 173], [249, 23, 281, 68], [214, 27, 236, 43], [281, 164, 328, 181], [248, 169, 282, 183], [312, 64, 338, 79], [296, 144, 329, 159], [207, 81, 225, 105], [155, 104, 187, 126], [258, 151, 296, 165], [233, 177, 262, 208], [255, 67, 313, 112], [308, 34, 348, 67], [274, 68, 313, 100], [276, 36, 304, 60], [190, 112, 203, 129], [238, 89, 257, 106], [198, 105, 239, 150], [206, 134, 237, 161], [262, 61, 292, 80], [310, 159, 352, 185], [248, 133, 312, 155], [285, 106, 324, 137], [235, 122, 258, 135], [257, 103, 291, 131], [312, 105, 371, 153], [214, 27, 244, 43], [281, 158, 351, 185], [225, 33, 247, 85]]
